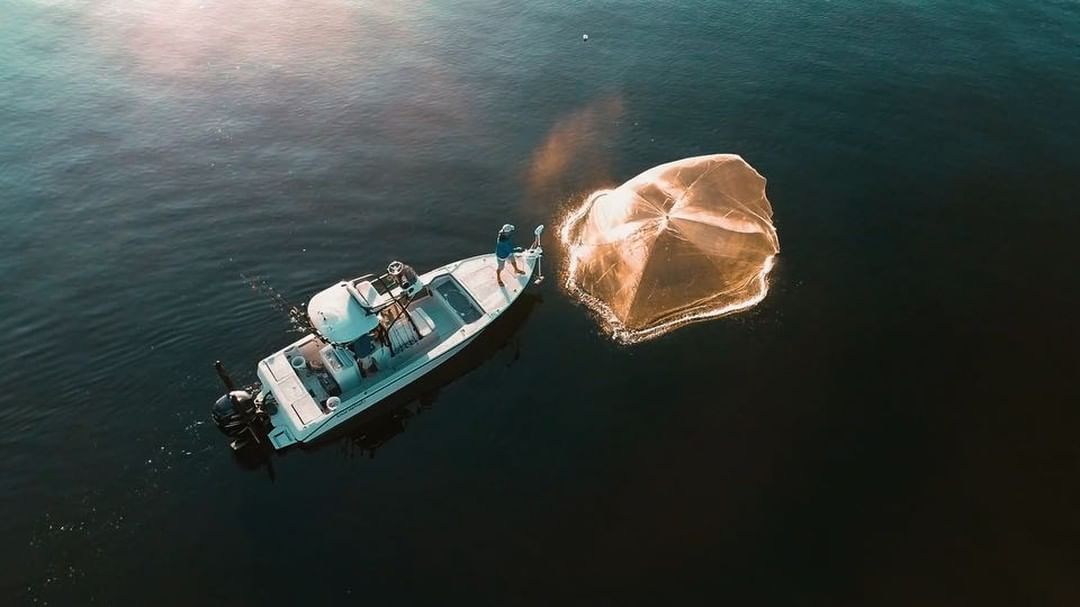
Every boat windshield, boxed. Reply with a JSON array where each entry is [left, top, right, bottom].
[[435, 279, 482, 323]]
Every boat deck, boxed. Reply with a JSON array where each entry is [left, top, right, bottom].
[[449, 252, 534, 316]]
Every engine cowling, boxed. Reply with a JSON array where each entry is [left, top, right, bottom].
[[211, 390, 262, 444]]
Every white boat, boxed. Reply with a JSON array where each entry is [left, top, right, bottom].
[[212, 225, 545, 451]]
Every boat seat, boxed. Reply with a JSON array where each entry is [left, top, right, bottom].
[[354, 280, 383, 307], [263, 354, 324, 425], [386, 307, 436, 355], [412, 307, 436, 336]]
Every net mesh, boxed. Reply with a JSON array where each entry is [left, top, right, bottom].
[[559, 154, 780, 343]]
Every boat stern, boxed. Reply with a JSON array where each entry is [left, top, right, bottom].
[[266, 422, 297, 450]]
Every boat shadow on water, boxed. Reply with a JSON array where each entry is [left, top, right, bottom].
[[229, 292, 543, 475]]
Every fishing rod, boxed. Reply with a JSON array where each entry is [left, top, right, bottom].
[[238, 269, 316, 335]]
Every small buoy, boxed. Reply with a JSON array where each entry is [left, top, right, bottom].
[[582, 33, 589, 42]]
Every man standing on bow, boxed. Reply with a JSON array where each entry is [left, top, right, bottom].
[[495, 223, 525, 287]]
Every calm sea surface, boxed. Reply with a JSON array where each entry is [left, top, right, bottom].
[[3, 1, 1079, 604]]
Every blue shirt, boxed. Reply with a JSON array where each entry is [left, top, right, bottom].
[[495, 235, 514, 259]]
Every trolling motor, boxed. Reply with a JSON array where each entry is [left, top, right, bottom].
[[211, 361, 269, 451], [531, 224, 545, 285]]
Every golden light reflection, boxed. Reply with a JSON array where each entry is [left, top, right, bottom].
[[84, 0, 476, 150], [527, 96, 624, 199], [86, 0, 425, 79], [559, 154, 780, 344]]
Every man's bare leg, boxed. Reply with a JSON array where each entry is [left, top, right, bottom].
[[511, 256, 525, 275]]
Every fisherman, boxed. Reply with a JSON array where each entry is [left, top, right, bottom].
[[495, 223, 525, 286]]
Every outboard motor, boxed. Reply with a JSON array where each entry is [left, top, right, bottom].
[[211, 361, 268, 450], [388, 260, 422, 298], [212, 389, 256, 433]]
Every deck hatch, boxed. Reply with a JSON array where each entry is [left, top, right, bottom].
[[435, 279, 483, 324]]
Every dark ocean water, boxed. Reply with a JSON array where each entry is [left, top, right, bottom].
[[3, 1, 1080, 604]]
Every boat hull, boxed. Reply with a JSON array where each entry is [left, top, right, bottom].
[[264, 249, 540, 449]]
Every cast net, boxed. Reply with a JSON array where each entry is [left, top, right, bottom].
[[559, 154, 779, 343]]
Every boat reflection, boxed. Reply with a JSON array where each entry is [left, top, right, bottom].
[[229, 292, 542, 474]]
